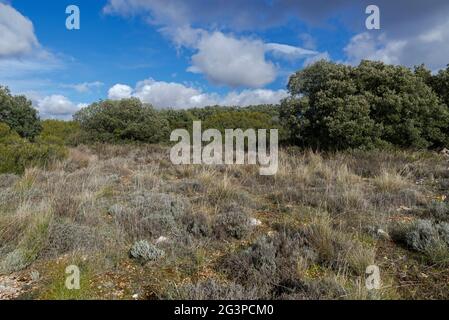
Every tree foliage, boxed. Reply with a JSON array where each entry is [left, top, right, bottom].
[[281, 60, 449, 150], [0, 86, 41, 140], [0, 122, 67, 174], [40, 120, 81, 145], [73, 98, 169, 143]]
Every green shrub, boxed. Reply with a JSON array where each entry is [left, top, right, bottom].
[[0, 86, 41, 140], [424, 64, 449, 108], [40, 120, 81, 145], [0, 122, 67, 174], [74, 98, 169, 143], [281, 60, 449, 150], [159, 109, 197, 136]]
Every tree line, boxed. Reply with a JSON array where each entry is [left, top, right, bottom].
[[1, 60, 449, 173]]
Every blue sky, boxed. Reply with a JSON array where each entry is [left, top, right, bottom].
[[1, 0, 449, 119]]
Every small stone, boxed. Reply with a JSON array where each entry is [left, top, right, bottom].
[[250, 218, 262, 227], [132, 293, 139, 299]]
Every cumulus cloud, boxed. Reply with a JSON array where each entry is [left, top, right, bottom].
[[0, 3, 39, 58], [344, 20, 449, 71], [108, 79, 287, 109], [108, 84, 133, 100], [134, 79, 217, 108], [36, 95, 87, 119], [163, 26, 323, 88], [221, 89, 288, 106], [187, 31, 277, 88], [105, 0, 449, 71], [107, 5, 325, 88]]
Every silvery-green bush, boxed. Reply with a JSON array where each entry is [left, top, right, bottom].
[[129, 240, 165, 264]]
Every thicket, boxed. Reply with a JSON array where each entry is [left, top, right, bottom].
[[280, 60, 449, 150], [0, 86, 41, 140], [0, 122, 67, 174]]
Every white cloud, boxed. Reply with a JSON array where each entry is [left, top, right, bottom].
[[62, 81, 104, 93], [187, 31, 277, 88], [344, 33, 405, 66], [265, 43, 317, 60], [164, 27, 323, 88], [344, 19, 449, 71], [105, 0, 449, 72], [221, 89, 288, 106], [108, 79, 287, 109], [108, 84, 133, 100], [133, 79, 217, 108], [0, 3, 39, 58], [105, 1, 328, 89], [36, 95, 86, 119]]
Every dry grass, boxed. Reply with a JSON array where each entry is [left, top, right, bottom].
[[0, 145, 448, 299]]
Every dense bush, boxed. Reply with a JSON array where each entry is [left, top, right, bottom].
[[202, 110, 280, 132], [40, 120, 81, 145], [0, 122, 67, 174], [160, 105, 285, 142], [416, 64, 449, 109], [0, 86, 41, 140], [159, 109, 197, 136], [281, 60, 449, 150], [73, 98, 169, 143]]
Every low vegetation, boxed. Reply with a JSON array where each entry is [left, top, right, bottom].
[[0, 145, 448, 299]]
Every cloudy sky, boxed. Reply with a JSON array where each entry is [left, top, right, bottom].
[[1, 0, 449, 119]]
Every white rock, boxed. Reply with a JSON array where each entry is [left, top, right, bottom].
[[132, 293, 139, 299], [250, 218, 262, 227]]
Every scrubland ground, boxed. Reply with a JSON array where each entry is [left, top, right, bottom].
[[1, 145, 449, 300]]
